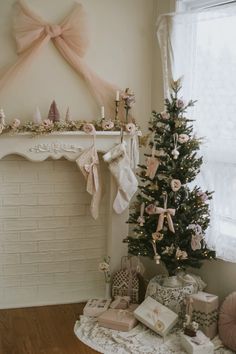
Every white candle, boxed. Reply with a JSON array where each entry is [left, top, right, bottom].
[[116, 90, 120, 101], [101, 106, 105, 118]]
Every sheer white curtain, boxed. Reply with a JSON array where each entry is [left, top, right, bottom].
[[157, 5, 236, 262]]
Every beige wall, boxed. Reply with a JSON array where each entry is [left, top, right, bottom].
[[0, 0, 154, 131]]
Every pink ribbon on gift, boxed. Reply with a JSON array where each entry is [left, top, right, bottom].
[[156, 194, 175, 233], [0, 0, 125, 120]]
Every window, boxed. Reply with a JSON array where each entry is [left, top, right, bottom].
[[157, 2, 236, 261]]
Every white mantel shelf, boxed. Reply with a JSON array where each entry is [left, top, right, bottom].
[[0, 131, 132, 161]]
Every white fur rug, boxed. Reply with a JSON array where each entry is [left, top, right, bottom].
[[74, 315, 233, 354]]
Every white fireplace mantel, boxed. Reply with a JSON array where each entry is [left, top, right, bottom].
[[0, 131, 133, 161], [0, 131, 134, 274]]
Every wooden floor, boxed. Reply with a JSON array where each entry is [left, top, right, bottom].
[[0, 303, 100, 354]]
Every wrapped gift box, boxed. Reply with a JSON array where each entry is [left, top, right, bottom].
[[134, 296, 178, 336], [98, 304, 139, 331], [188, 291, 219, 339], [180, 330, 214, 354], [83, 298, 112, 317]]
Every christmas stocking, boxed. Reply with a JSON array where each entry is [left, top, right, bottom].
[[76, 145, 102, 219], [103, 142, 138, 214]]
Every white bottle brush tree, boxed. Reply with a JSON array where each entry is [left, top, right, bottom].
[[124, 79, 215, 276]]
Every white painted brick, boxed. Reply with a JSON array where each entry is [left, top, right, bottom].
[[21, 252, 54, 264], [53, 205, 86, 217], [38, 238, 106, 252], [38, 193, 85, 205], [20, 184, 54, 194], [0, 253, 20, 265], [38, 261, 69, 274], [69, 259, 100, 272], [0, 161, 20, 171], [3, 264, 38, 276], [37, 171, 81, 183], [4, 219, 38, 231], [2, 286, 37, 304], [3, 195, 38, 206], [0, 275, 21, 287], [69, 215, 106, 227], [3, 241, 37, 253], [54, 182, 85, 193], [0, 207, 20, 218], [0, 231, 20, 242], [0, 156, 108, 308], [19, 160, 53, 172], [20, 206, 53, 218], [54, 270, 103, 283], [20, 230, 54, 241], [37, 217, 69, 229], [3, 171, 37, 183], [53, 160, 77, 171], [21, 273, 54, 286], [53, 248, 105, 262], [0, 184, 20, 194]]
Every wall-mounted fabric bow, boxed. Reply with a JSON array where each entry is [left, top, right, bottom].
[[0, 0, 122, 120]]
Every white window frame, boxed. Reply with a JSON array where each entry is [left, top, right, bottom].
[[176, 0, 236, 11]]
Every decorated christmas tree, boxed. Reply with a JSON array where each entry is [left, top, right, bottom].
[[125, 79, 215, 276]]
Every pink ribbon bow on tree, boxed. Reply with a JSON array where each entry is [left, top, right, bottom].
[[156, 194, 175, 233]]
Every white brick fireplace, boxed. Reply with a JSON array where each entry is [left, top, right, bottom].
[[0, 132, 130, 308]]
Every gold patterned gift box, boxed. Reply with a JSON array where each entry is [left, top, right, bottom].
[[134, 296, 178, 337], [187, 291, 219, 339]]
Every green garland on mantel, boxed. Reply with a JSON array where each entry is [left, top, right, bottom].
[[0, 119, 126, 136]]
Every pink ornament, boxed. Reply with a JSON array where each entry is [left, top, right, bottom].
[[161, 111, 170, 120], [43, 119, 54, 128], [178, 134, 189, 144], [83, 123, 96, 134], [11, 118, 21, 130], [170, 179, 181, 192], [101, 120, 114, 130], [176, 99, 185, 108], [145, 204, 157, 215], [191, 234, 202, 251], [197, 190, 208, 202], [125, 123, 136, 135]]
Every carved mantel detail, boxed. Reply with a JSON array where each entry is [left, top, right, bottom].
[[29, 142, 82, 154]]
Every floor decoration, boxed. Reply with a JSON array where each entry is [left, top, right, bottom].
[[74, 316, 233, 354]]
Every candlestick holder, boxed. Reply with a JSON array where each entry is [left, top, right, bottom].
[[115, 99, 120, 124]]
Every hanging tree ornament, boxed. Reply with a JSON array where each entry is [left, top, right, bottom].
[[171, 133, 179, 159], [156, 193, 176, 233], [145, 145, 160, 180], [151, 240, 161, 264], [137, 202, 145, 226]]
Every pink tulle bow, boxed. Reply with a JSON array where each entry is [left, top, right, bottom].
[[0, 0, 123, 120]]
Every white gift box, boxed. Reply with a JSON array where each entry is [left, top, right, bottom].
[[180, 330, 214, 354], [134, 296, 178, 336], [83, 298, 112, 317]]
